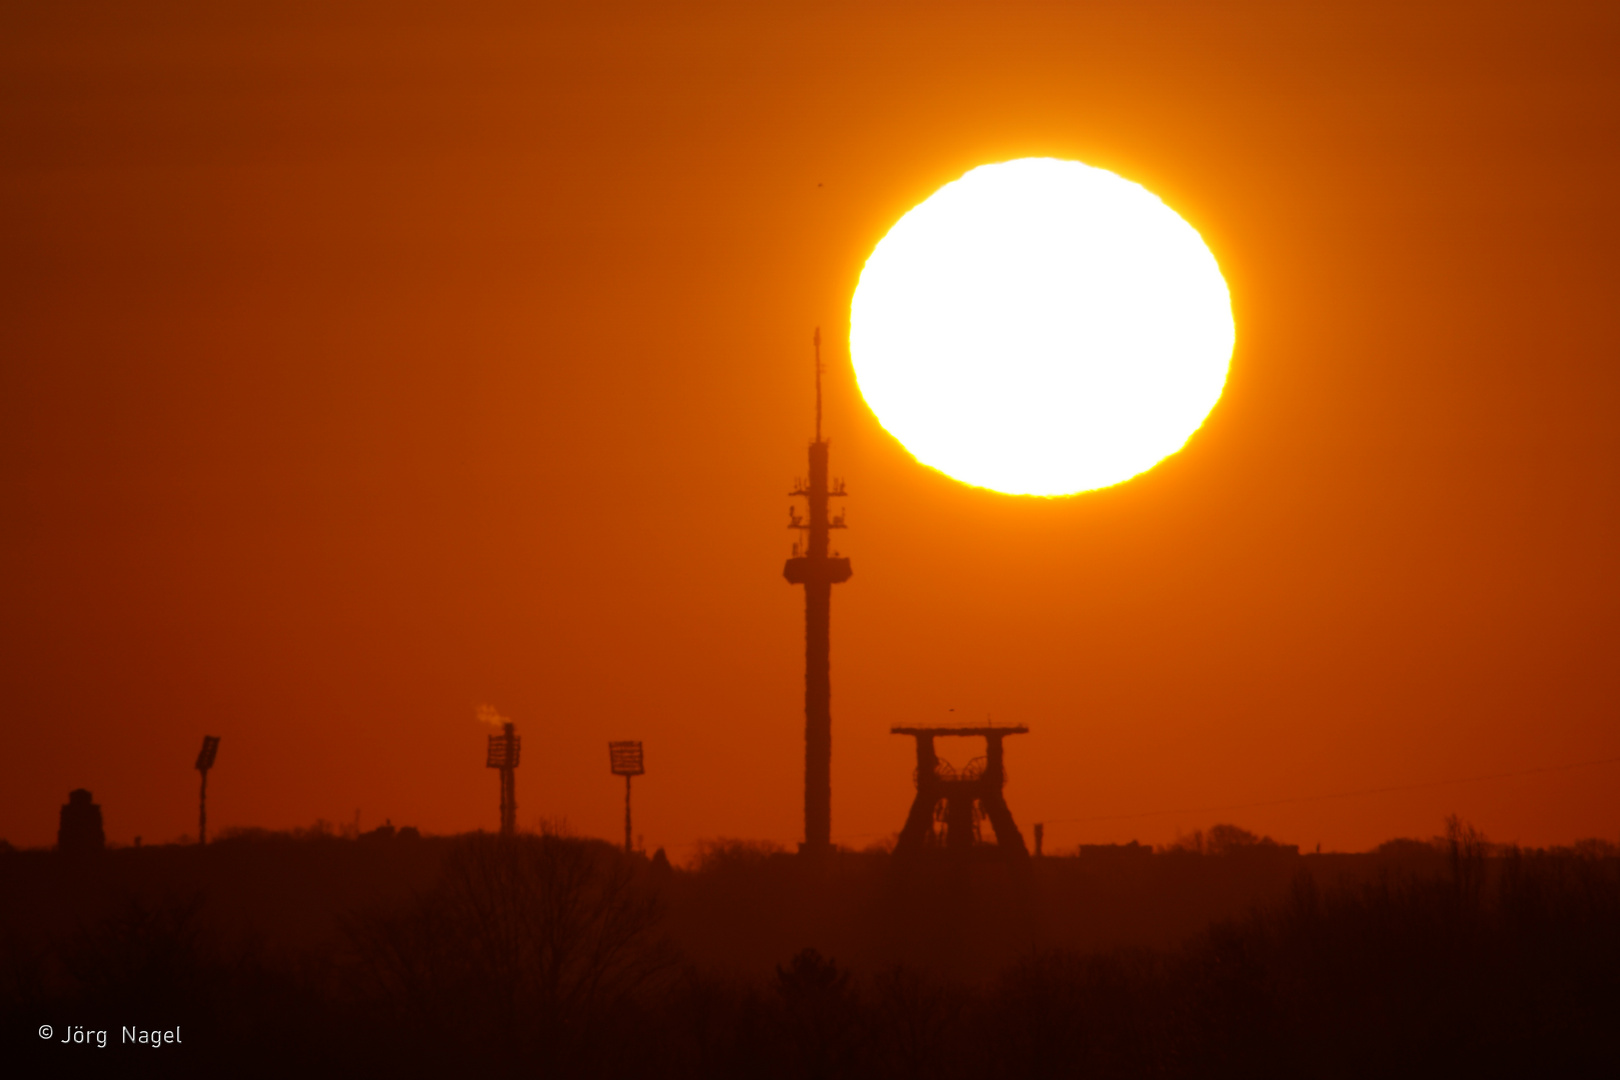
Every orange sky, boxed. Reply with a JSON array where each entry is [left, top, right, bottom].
[[3, 1, 1618, 859]]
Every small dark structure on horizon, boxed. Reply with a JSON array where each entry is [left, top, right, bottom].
[[195, 735, 220, 845], [57, 789, 105, 854], [608, 740, 645, 854], [487, 721, 521, 836], [892, 725, 1030, 860], [783, 329, 852, 855]]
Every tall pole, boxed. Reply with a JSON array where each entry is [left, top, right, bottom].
[[500, 721, 517, 837], [784, 329, 852, 854], [608, 740, 644, 854], [194, 735, 218, 846], [485, 716, 521, 837]]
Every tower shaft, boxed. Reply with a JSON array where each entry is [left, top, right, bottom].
[[803, 439, 832, 848]]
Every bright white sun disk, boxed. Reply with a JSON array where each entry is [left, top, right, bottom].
[[849, 158, 1234, 496]]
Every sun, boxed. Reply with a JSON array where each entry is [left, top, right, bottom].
[[849, 158, 1234, 496]]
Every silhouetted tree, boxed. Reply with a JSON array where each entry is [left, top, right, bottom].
[[868, 966, 970, 1080], [346, 831, 673, 1072], [773, 948, 863, 1080]]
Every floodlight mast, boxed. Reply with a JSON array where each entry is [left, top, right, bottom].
[[194, 736, 220, 845], [486, 722, 521, 836], [609, 741, 645, 854], [783, 328, 852, 854]]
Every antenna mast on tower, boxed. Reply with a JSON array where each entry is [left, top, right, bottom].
[[814, 327, 823, 443]]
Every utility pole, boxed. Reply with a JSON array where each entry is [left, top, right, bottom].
[[784, 329, 852, 853]]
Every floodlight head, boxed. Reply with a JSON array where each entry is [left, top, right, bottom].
[[486, 728, 521, 769], [195, 735, 220, 772], [608, 740, 645, 776]]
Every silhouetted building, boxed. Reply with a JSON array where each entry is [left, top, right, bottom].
[[1079, 841, 1154, 859], [892, 726, 1029, 860], [57, 789, 105, 854], [784, 330, 852, 854]]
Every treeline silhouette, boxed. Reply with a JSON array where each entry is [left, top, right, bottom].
[[5, 820, 1617, 1077]]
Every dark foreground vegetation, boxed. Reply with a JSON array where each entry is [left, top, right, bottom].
[[5, 822, 1618, 1078]]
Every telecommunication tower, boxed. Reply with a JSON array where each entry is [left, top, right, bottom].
[[608, 741, 645, 854], [195, 736, 220, 845], [486, 722, 521, 836], [783, 329, 852, 853]]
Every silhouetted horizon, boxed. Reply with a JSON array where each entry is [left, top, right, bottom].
[[6, 816, 1618, 1075]]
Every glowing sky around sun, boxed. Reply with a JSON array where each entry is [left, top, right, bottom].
[[850, 158, 1235, 496]]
